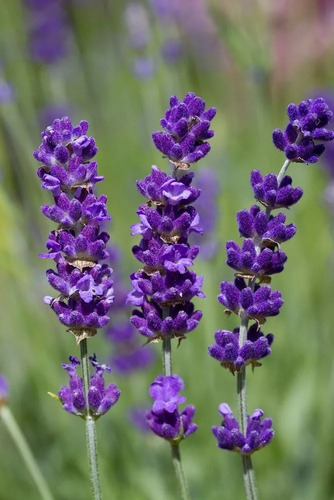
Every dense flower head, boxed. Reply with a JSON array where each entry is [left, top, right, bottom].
[[250, 170, 303, 210], [152, 92, 216, 168], [58, 355, 120, 418], [208, 324, 274, 373], [34, 118, 114, 343], [131, 299, 202, 341], [0, 375, 9, 406], [218, 278, 283, 323], [130, 162, 207, 342], [146, 374, 197, 442], [212, 403, 274, 455], [226, 239, 287, 277], [237, 205, 296, 246], [272, 98, 334, 163]]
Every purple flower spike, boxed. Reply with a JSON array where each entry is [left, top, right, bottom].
[[250, 170, 303, 210], [130, 96, 213, 343], [208, 324, 274, 373], [0, 375, 9, 406], [146, 374, 197, 442], [152, 92, 216, 168], [58, 355, 120, 418], [272, 98, 334, 163], [34, 118, 114, 344], [212, 403, 274, 455]]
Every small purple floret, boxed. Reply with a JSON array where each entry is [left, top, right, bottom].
[[146, 374, 197, 442], [272, 98, 334, 163], [208, 324, 274, 373], [152, 92, 216, 167], [218, 278, 283, 322], [212, 403, 274, 455], [58, 355, 120, 418], [250, 170, 303, 210]]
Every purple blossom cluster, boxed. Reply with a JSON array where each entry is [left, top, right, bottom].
[[58, 356, 120, 418], [34, 117, 114, 343], [209, 159, 303, 374], [152, 92, 216, 168], [25, 0, 69, 64], [210, 97, 334, 457], [145, 375, 197, 442], [129, 94, 215, 345], [273, 98, 334, 163], [212, 404, 273, 455], [128, 164, 206, 342], [208, 325, 273, 374]]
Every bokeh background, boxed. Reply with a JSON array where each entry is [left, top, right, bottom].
[[1, 0, 334, 498]]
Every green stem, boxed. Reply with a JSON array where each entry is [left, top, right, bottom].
[[237, 313, 258, 500], [80, 339, 102, 500], [161, 309, 190, 500], [162, 336, 172, 377], [0, 405, 54, 500], [170, 443, 190, 500]]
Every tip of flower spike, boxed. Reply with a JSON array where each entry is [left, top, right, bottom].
[[152, 92, 216, 165], [272, 97, 334, 163]]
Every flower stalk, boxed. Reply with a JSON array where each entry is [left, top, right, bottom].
[[80, 339, 102, 500], [0, 405, 54, 500]]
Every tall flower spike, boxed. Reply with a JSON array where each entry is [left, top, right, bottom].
[[152, 92, 216, 169], [209, 95, 334, 500], [130, 93, 215, 498], [34, 117, 114, 344]]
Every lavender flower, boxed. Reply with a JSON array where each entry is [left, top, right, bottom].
[[145, 375, 197, 442], [129, 167, 205, 342], [208, 325, 274, 374], [273, 98, 334, 163], [58, 356, 120, 418], [25, 0, 69, 64], [0, 375, 9, 406], [212, 404, 274, 455], [34, 117, 114, 343], [152, 92, 216, 169], [209, 96, 334, 499]]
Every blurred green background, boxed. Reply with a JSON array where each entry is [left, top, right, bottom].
[[1, 0, 334, 499]]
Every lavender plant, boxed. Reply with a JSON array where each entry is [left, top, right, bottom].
[[129, 92, 216, 498], [34, 117, 120, 499], [209, 97, 334, 499]]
